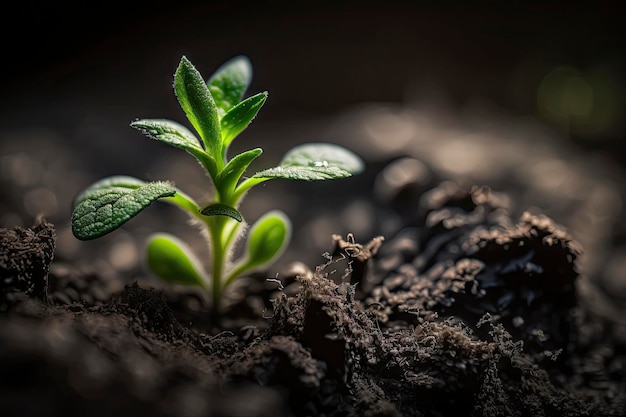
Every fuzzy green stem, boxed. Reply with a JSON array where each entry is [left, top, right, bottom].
[[194, 150, 220, 182], [224, 261, 250, 289], [207, 212, 245, 310], [163, 191, 203, 221], [207, 216, 227, 310], [232, 176, 271, 203]]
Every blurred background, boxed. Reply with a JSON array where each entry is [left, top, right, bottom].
[[1, 1, 624, 303]]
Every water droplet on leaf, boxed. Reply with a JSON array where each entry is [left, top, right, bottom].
[[311, 160, 329, 168]]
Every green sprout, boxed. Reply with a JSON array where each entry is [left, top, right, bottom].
[[71, 55, 363, 311]]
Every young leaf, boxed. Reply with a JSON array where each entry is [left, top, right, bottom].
[[130, 119, 203, 151], [200, 203, 243, 222], [226, 210, 291, 285], [146, 233, 207, 287], [253, 143, 364, 181], [71, 178, 176, 240], [220, 92, 268, 149], [216, 148, 263, 196], [130, 118, 218, 177], [73, 175, 146, 205], [247, 211, 291, 268], [208, 55, 252, 116], [175, 56, 221, 157], [253, 165, 352, 181]]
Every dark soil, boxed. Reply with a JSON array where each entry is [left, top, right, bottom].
[[2, 176, 625, 416]]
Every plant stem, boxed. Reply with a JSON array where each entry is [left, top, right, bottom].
[[208, 216, 227, 311], [163, 192, 203, 221], [232, 176, 270, 203]]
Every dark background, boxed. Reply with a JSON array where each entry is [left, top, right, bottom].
[[2, 1, 623, 142]]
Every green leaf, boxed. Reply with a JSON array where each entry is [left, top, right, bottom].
[[247, 211, 290, 267], [73, 176, 146, 205], [220, 92, 267, 149], [230, 210, 291, 280], [130, 118, 218, 178], [253, 143, 364, 181], [200, 203, 243, 222], [130, 119, 203, 152], [175, 56, 221, 157], [280, 143, 364, 172], [216, 148, 263, 196], [146, 233, 207, 287], [252, 165, 353, 181], [208, 55, 252, 116], [71, 177, 176, 240]]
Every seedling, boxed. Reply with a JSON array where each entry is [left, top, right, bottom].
[[71, 55, 363, 310]]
